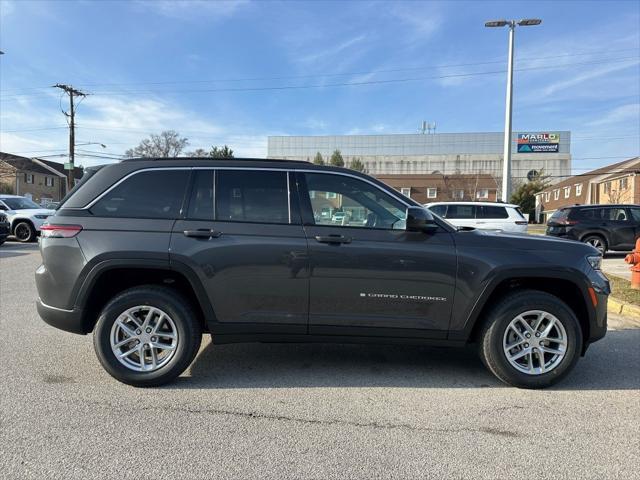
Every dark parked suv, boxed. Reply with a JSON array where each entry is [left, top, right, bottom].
[[546, 204, 640, 253], [36, 159, 609, 388]]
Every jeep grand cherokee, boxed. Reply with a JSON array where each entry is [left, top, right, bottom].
[[36, 158, 609, 388]]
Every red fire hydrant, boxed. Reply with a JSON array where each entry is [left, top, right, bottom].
[[624, 238, 640, 289]]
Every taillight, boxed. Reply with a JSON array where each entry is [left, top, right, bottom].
[[40, 224, 83, 238], [562, 220, 579, 225]]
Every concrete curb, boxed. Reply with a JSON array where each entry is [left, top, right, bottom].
[[608, 297, 640, 328]]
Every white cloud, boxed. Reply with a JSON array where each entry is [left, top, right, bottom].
[[134, 0, 250, 21], [586, 103, 640, 127], [297, 35, 367, 65], [0, 93, 270, 166], [0, 0, 15, 18]]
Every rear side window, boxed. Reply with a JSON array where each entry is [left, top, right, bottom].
[[216, 170, 289, 224], [429, 205, 447, 217], [573, 208, 602, 220], [446, 204, 475, 219], [90, 170, 189, 219], [477, 206, 509, 219]]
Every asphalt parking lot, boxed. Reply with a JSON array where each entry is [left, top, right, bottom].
[[1, 242, 639, 479]]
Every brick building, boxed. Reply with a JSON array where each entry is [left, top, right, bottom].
[[0, 153, 84, 205], [535, 157, 640, 222], [375, 173, 499, 204]]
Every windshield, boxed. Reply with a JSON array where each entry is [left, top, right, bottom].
[[2, 197, 41, 210]]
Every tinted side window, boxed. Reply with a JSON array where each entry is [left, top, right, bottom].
[[91, 170, 189, 219], [630, 208, 640, 222], [446, 205, 475, 219], [477, 206, 508, 219], [216, 170, 289, 224], [604, 208, 628, 221], [187, 170, 214, 220], [574, 208, 602, 221], [429, 205, 447, 217]]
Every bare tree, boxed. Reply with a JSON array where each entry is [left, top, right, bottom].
[[125, 130, 189, 158], [444, 172, 483, 201]]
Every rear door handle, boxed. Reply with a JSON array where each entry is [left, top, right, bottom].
[[315, 235, 352, 244], [183, 229, 222, 239]]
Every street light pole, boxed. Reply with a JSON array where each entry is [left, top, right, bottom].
[[485, 18, 542, 202], [502, 21, 515, 203]]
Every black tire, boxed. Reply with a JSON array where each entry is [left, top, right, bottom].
[[478, 290, 583, 389], [582, 234, 607, 254], [93, 285, 202, 387], [13, 221, 35, 242]]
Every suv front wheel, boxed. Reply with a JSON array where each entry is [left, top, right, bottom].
[[478, 290, 582, 389], [93, 286, 202, 387]]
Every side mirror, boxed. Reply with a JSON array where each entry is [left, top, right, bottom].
[[0, 205, 7, 211], [406, 206, 438, 233]]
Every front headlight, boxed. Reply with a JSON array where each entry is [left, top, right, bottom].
[[587, 255, 602, 270], [34, 215, 49, 219]]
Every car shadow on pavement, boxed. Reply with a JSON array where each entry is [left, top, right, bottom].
[[0, 251, 31, 259], [173, 329, 640, 390]]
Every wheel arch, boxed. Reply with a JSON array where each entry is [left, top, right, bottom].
[[76, 260, 215, 334], [462, 273, 592, 353], [10, 216, 35, 234]]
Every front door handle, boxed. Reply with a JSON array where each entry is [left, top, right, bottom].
[[315, 235, 352, 244], [183, 229, 222, 239]]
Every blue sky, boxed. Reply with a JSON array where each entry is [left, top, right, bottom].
[[0, 0, 638, 171]]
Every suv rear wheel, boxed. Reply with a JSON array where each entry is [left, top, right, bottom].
[[93, 286, 202, 387], [582, 234, 607, 254], [478, 290, 582, 389]]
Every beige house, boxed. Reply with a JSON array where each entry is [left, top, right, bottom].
[[0, 153, 83, 205]]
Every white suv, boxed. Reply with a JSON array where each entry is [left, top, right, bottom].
[[424, 201, 528, 233], [0, 195, 55, 242]]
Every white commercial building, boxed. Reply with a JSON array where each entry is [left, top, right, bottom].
[[267, 131, 571, 182]]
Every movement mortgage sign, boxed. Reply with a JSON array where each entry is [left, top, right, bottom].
[[517, 132, 560, 153]]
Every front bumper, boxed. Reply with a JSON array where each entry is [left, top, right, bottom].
[[587, 270, 610, 347], [36, 298, 86, 335]]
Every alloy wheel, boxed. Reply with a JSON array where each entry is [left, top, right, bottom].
[[110, 306, 179, 372], [14, 223, 31, 242], [586, 238, 604, 253], [502, 310, 567, 375]]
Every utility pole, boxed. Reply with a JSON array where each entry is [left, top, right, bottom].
[[53, 84, 86, 191]]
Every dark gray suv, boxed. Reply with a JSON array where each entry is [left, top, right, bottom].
[[36, 158, 610, 388]]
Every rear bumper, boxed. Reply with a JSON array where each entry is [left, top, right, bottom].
[[36, 298, 86, 335]]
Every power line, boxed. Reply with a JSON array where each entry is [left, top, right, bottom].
[[1, 55, 638, 101], [1, 47, 638, 95]]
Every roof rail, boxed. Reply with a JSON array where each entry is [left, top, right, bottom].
[[120, 156, 311, 165]]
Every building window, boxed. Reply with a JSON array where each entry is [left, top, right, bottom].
[[575, 183, 582, 196], [604, 182, 611, 194], [544, 192, 550, 202], [45, 177, 54, 187], [454, 189, 464, 200], [620, 177, 628, 190], [476, 189, 489, 199], [25, 173, 34, 184], [554, 189, 559, 200], [400, 187, 411, 198], [427, 188, 437, 199], [564, 186, 571, 198], [309, 190, 316, 199], [326, 192, 337, 199]]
